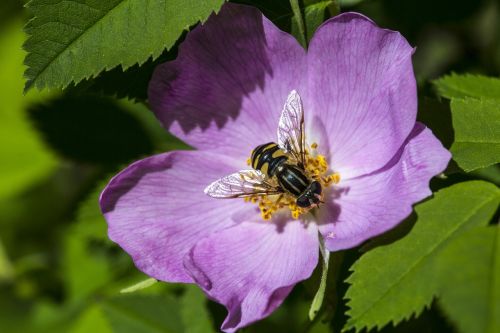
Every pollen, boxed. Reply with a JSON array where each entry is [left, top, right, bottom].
[[246, 143, 340, 221], [245, 194, 305, 220], [305, 143, 341, 187]]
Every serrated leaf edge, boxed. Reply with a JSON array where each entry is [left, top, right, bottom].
[[343, 184, 500, 332], [433, 72, 500, 100], [23, 0, 225, 92]]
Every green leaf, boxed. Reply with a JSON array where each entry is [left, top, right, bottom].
[[120, 278, 158, 294], [304, 1, 337, 40], [64, 176, 132, 301], [450, 97, 500, 171], [0, 20, 57, 201], [71, 292, 190, 333], [309, 237, 330, 321], [471, 165, 500, 186], [63, 228, 114, 302], [24, 0, 226, 91], [102, 294, 184, 333], [0, 238, 14, 281], [436, 226, 500, 333], [291, 1, 335, 47], [180, 286, 216, 333], [339, 0, 365, 5], [432, 74, 500, 171], [290, 0, 307, 47], [73, 180, 109, 242], [344, 181, 500, 332], [434, 73, 500, 101], [70, 305, 113, 333]]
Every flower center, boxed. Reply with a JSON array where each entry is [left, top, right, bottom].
[[245, 143, 340, 220]]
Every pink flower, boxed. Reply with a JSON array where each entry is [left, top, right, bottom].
[[100, 4, 450, 332]]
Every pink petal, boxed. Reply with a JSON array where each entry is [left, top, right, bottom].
[[148, 3, 306, 161], [317, 123, 451, 251], [307, 13, 417, 179], [100, 151, 258, 282], [185, 220, 319, 332]]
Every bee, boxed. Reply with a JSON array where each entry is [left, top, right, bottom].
[[204, 90, 323, 209]]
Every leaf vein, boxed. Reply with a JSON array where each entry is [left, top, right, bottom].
[[350, 195, 497, 326], [27, 0, 127, 88]]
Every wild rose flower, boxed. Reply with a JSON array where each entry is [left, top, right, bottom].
[[100, 3, 451, 332]]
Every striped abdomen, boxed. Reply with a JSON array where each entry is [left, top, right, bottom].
[[251, 142, 288, 177], [275, 165, 309, 196]]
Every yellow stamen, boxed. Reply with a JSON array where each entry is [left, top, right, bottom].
[[246, 143, 340, 220]]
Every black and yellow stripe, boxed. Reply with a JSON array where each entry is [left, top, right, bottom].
[[250, 141, 323, 208], [276, 165, 309, 196], [251, 142, 288, 177], [251, 142, 310, 197]]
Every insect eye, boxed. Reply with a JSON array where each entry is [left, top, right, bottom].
[[310, 181, 322, 195], [296, 196, 310, 208]]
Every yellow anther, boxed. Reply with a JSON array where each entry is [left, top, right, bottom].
[[322, 172, 340, 186], [246, 144, 340, 221], [246, 158, 251, 166], [317, 155, 327, 168]]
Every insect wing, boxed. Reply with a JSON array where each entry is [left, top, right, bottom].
[[277, 90, 306, 167], [204, 170, 281, 198]]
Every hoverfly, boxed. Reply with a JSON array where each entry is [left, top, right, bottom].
[[204, 90, 323, 209]]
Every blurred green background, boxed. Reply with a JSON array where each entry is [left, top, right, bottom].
[[0, 0, 498, 332]]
